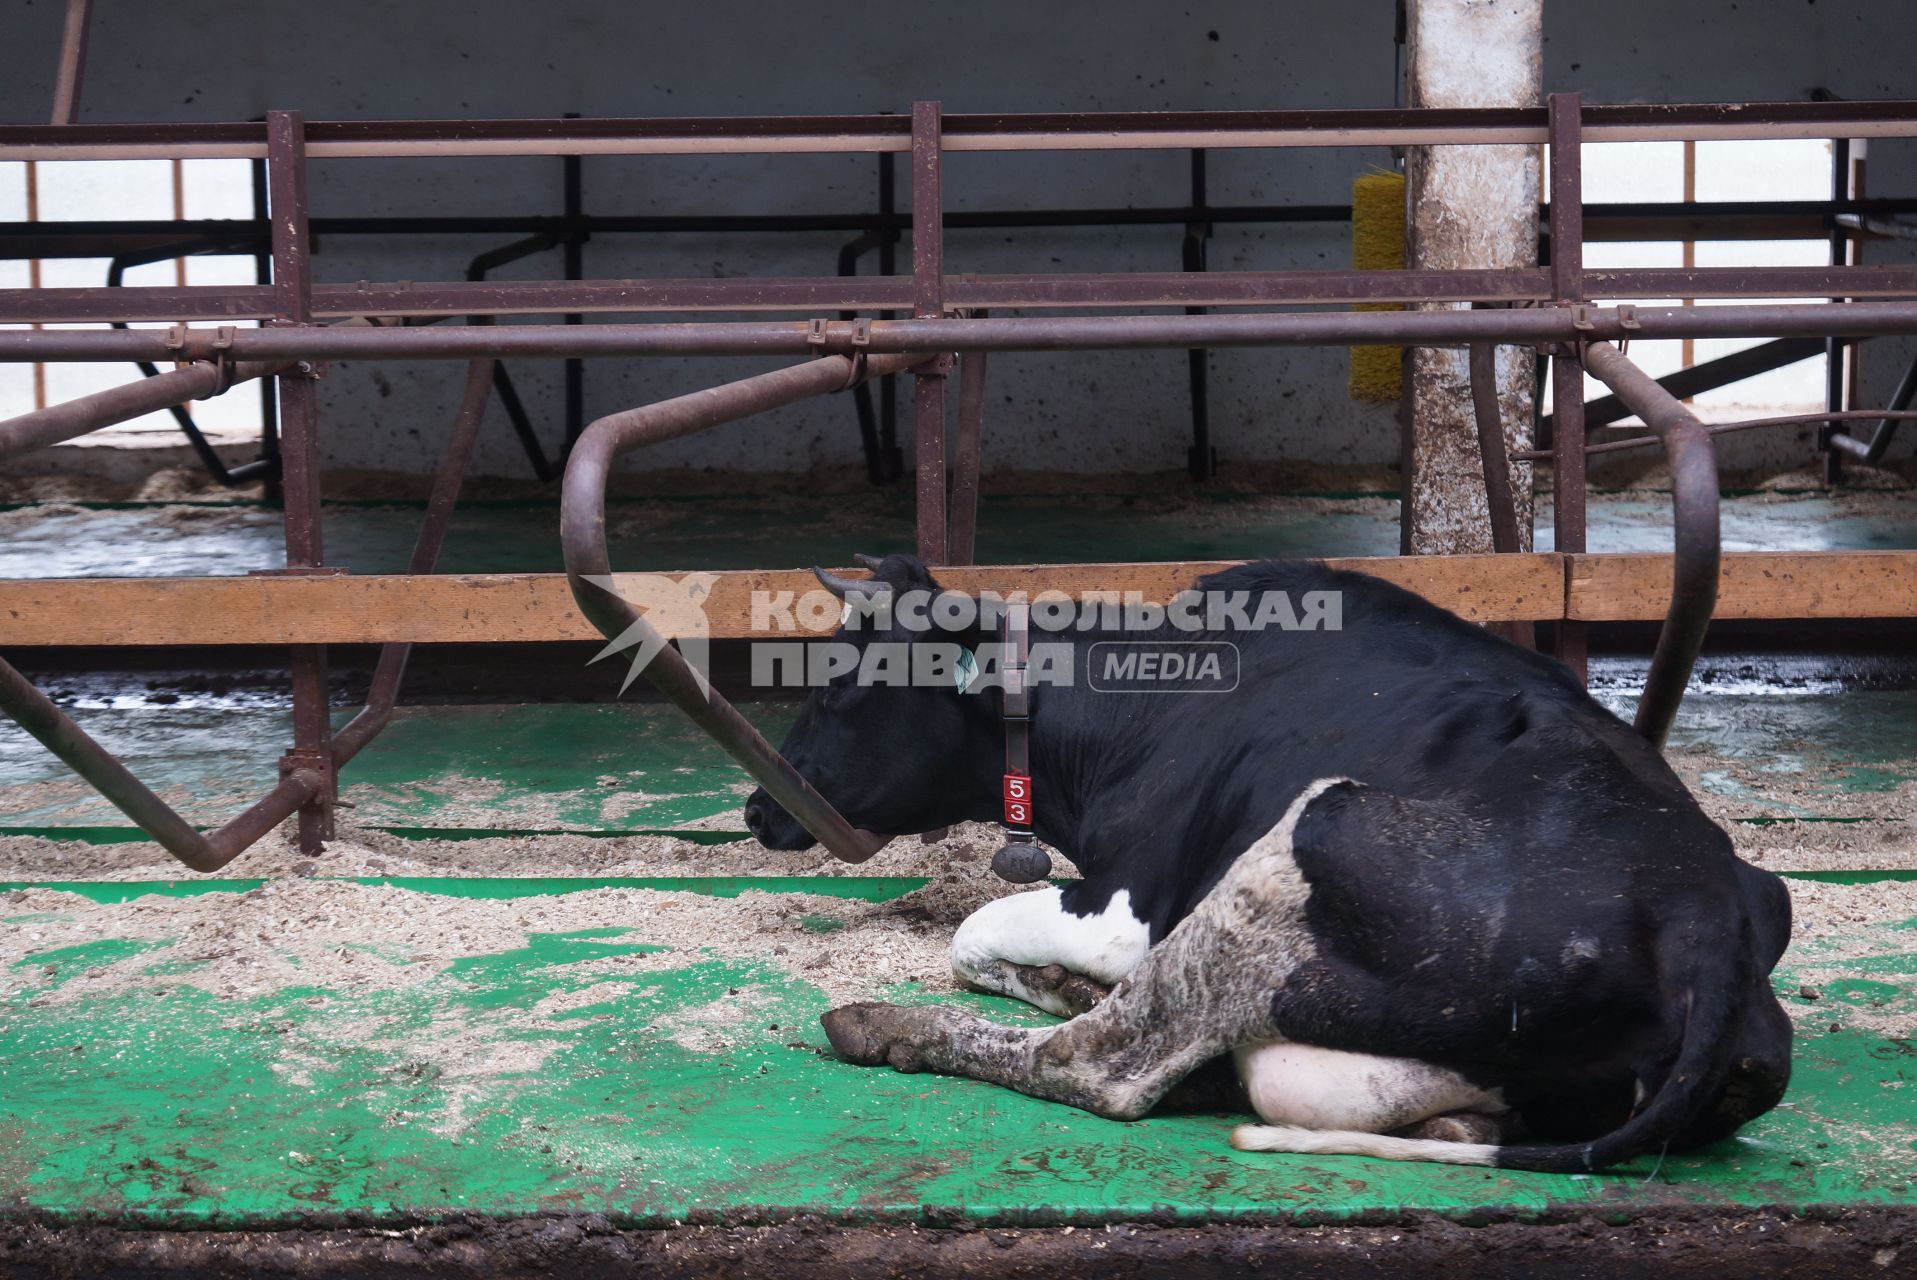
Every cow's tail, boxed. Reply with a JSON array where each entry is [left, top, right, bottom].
[[1232, 927, 1752, 1175]]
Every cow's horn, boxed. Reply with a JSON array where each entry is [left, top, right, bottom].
[[813, 566, 886, 599], [852, 553, 886, 571]]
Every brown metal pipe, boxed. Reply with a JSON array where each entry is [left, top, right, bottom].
[[560, 351, 933, 864], [332, 359, 495, 768], [1468, 343, 1523, 555], [1467, 343, 1535, 650], [9, 301, 1917, 365], [0, 357, 282, 461], [1581, 341, 1721, 750], [5, 100, 1917, 163], [0, 654, 322, 872]]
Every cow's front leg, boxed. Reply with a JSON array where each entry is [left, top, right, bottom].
[[821, 974, 1224, 1121], [949, 885, 1148, 1017], [825, 862, 1280, 1119], [825, 778, 1351, 1120]]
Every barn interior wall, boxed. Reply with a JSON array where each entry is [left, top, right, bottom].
[[1, 0, 1911, 479]]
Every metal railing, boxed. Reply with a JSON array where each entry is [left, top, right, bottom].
[[3, 94, 1916, 866]]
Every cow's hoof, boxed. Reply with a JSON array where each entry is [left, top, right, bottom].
[[1010, 963, 1112, 1017], [821, 1002, 911, 1067], [1396, 1111, 1511, 1145]]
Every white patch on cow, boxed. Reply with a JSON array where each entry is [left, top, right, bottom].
[[951, 886, 1151, 1015], [1229, 1124, 1498, 1167], [1222, 778, 1510, 1163], [1205, 775, 1351, 961], [1232, 1042, 1505, 1135]]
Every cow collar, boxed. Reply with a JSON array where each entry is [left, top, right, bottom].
[[989, 601, 1052, 883]]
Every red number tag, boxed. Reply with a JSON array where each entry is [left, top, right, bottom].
[[1003, 773, 1033, 826]]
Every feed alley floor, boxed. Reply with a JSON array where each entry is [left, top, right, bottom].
[[0, 484, 1913, 1244]]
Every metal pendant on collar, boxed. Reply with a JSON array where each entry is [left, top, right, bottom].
[[990, 601, 1052, 884]]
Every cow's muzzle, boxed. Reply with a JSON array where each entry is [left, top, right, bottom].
[[743, 788, 818, 851]]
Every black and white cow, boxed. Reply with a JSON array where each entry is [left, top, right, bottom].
[[743, 555, 1793, 1172]]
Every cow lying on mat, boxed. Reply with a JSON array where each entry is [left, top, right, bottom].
[[742, 555, 1792, 1173]]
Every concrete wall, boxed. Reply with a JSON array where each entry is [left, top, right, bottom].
[[2, 0, 1912, 478]]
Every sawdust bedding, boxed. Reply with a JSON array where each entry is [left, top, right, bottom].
[[0, 837, 1022, 1011], [2, 828, 1909, 1140], [1, 846, 1909, 1033]]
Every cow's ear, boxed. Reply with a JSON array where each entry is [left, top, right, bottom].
[[865, 553, 942, 595]]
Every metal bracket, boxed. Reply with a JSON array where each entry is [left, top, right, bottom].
[[1616, 304, 1640, 356], [278, 747, 333, 782], [207, 327, 239, 394], [277, 747, 337, 837], [807, 316, 874, 357]]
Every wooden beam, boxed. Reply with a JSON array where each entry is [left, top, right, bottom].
[[1567, 551, 1917, 621], [0, 554, 1563, 646]]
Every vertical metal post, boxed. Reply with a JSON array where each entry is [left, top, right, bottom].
[[1547, 92, 1588, 685], [251, 141, 281, 499], [1184, 148, 1214, 480], [911, 101, 949, 564], [878, 144, 902, 482], [267, 110, 334, 853], [1822, 137, 1851, 482], [562, 112, 586, 449], [48, 0, 92, 125]]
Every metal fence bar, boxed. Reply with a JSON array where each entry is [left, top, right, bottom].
[[9, 301, 1917, 364], [1581, 341, 1722, 750], [911, 101, 949, 564], [266, 110, 335, 855], [0, 357, 282, 460], [4, 99, 1917, 161], [0, 657, 322, 872], [332, 358, 496, 768], [559, 350, 936, 865], [16, 264, 1917, 325], [1547, 92, 1590, 685]]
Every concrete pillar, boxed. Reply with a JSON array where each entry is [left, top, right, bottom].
[[1402, 0, 1542, 554]]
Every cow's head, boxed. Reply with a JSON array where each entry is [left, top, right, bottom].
[[743, 554, 1002, 849]]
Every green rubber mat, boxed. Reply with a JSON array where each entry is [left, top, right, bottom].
[[1, 875, 1911, 1228], [5, 692, 1911, 840]]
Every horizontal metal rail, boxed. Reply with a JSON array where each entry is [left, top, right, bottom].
[[3, 99, 1916, 160], [560, 351, 934, 865], [9, 265, 1917, 325], [8, 301, 1917, 363], [14, 199, 1917, 260]]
